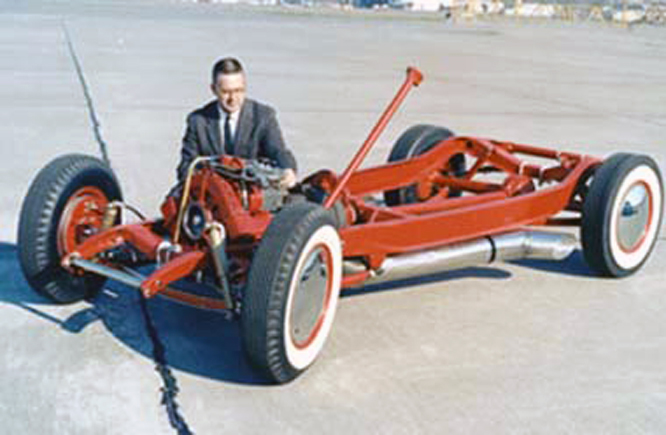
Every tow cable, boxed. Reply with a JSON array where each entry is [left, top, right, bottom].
[[62, 21, 194, 434]]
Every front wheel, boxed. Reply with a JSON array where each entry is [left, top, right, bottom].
[[241, 203, 342, 384], [18, 154, 123, 303], [581, 153, 663, 277]]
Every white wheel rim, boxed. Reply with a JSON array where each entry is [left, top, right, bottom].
[[283, 225, 342, 370], [609, 164, 662, 270]]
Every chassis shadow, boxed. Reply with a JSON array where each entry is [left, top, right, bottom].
[[0, 242, 595, 385], [342, 266, 512, 297], [509, 250, 596, 278], [0, 242, 264, 385]]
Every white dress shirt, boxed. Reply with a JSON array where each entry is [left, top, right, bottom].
[[219, 105, 240, 143]]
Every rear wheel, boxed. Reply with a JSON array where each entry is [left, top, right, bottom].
[[581, 153, 663, 277], [18, 154, 122, 303], [241, 203, 342, 384], [384, 124, 465, 206]]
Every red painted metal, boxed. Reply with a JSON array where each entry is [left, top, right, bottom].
[[324, 67, 423, 209], [341, 271, 371, 288], [54, 68, 614, 313], [403, 191, 508, 215], [337, 146, 599, 257], [70, 223, 163, 262], [141, 251, 207, 297], [160, 288, 228, 310], [57, 186, 109, 255], [161, 164, 272, 243], [189, 169, 272, 240], [344, 137, 467, 196]]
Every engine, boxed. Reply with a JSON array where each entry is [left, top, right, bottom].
[[161, 156, 291, 244]]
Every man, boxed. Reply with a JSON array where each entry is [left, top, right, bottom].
[[176, 57, 297, 188]]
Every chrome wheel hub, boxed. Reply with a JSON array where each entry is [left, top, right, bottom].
[[617, 182, 651, 252], [290, 247, 329, 346]]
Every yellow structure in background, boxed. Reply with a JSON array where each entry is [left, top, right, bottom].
[[414, 0, 663, 26]]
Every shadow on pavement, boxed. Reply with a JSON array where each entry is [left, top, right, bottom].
[[0, 242, 53, 304], [510, 249, 596, 278], [0, 242, 264, 385], [342, 266, 512, 298], [0, 242, 72, 327], [342, 249, 598, 298], [0, 241, 595, 385], [94, 279, 268, 385]]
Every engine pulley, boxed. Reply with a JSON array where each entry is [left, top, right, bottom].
[[183, 202, 207, 241]]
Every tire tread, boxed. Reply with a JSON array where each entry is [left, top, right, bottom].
[[581, 153, 663, 277], [18, 154, 122, 303], [241, 202, 337, 383]]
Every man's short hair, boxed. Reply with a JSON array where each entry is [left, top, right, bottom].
[[212, 57, 244, 83]]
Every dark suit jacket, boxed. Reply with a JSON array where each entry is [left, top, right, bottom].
[[176, 98, 297, 181]]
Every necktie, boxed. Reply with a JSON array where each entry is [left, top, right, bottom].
[[224, 114, 234, 155]]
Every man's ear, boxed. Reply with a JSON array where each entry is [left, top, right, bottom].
[[210, 83, 216, 95]]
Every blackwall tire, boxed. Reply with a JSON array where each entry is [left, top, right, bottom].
[[241, 203, 342, 384], [17, 154, 122, 303], [581, 153, 663, 277], [384, 124, 464, 206]]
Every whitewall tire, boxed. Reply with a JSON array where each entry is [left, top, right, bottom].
[[242, 203, 342, 383], [582, 153, 663, 277]]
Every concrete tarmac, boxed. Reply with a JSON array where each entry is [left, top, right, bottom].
[[1, 1, 665, 434]]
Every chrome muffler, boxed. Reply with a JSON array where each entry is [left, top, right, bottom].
[[344, 230, 577, 286]]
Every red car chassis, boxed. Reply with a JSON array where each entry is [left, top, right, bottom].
[[19, 67, 663, 383]]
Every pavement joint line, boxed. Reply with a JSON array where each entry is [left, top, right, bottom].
[[138, 294, 195, 435], [60, 20, 194, 434], [60, 19, 111, 167]]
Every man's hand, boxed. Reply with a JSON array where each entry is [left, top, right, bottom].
[[280, 168, 298, 189]]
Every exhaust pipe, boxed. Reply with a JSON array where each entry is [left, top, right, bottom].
[[344, 230, 577, 286]]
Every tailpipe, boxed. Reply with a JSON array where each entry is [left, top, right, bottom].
[[344, 230, 577, 286]]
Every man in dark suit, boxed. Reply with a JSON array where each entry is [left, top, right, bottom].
[[176, 57, 298, 188]]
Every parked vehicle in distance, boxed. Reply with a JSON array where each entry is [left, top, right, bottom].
[[505, 3, 555, 17], [388, 0, 503, 14], [612, 2, 647, 23]]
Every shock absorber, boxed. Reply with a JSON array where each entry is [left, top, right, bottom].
[[204, 221, 234, 311]]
